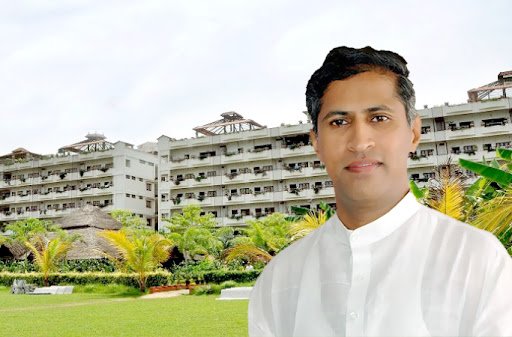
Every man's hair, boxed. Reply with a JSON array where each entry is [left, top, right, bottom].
[[306, 46, 416, 133]]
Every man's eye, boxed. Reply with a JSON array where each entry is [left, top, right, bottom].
[[330, 119, 348, 126], [371, 115, 389, 122]]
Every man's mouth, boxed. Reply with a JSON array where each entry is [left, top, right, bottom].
[[345, 161, 382, 173]]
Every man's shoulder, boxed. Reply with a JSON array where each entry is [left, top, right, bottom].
[[417, 203, 505, 255]]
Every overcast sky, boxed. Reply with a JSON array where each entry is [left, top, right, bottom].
[[1, 0, 510, 155]]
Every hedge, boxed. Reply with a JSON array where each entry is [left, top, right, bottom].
[[196, 270, 261, 283], [0, 272, 173, 288]]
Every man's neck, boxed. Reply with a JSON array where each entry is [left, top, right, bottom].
[[336, 189, 410, 230]]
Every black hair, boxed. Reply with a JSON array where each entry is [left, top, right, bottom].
[[306, 46, 416, 133]]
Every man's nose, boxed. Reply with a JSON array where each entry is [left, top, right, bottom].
[[346, 122, 375, 153]]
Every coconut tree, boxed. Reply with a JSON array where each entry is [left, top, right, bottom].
[[223, 213, 291, 264], [163, 205, 221, 263], [99, 227, 173, 291], [459, 148, 512, 252], [25, 232, 78, 286]]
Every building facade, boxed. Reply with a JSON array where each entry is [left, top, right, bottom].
[[0, 134, 158, 229], [157, 97, 512, 230]]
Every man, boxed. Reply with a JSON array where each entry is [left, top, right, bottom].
[[249, 46, 512, 336]]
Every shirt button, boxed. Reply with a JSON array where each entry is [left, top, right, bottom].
[[349, 312, 359, 320]]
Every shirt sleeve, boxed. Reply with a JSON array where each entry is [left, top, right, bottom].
[[248, 265, 276, 337], [472, 240, 512, 337]]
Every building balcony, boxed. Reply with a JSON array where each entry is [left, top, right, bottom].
[[219, 215, 254, 227], [445, 127, 476, 140], [478, 123, 512, 135], [420, 132, 434, 142], [280, 123, 310, 135], [279, 145, 316, 158], [407, 155, 437, 168], [281, 166, 327, 179]]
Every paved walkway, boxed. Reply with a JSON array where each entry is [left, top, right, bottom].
[[140, 289, 189, 300]]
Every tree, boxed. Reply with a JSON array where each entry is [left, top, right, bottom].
[[25, 232, 78, 286], [109, 209, 146, 229], [163, 205, 221, 263], [223, 213, 291, 264], [5, 218, 61, 245], [99, 227, 173, 292], [288, 202, 334, 241]]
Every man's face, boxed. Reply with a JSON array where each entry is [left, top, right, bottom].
[[310, 70, 421, 204]]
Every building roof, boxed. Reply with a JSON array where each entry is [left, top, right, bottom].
[[59, 133, 115, 153], [0, 147, 43, 161], [56, 205, 122, 230], [193, 112, 265, 136], [468, 70, 512, 102]]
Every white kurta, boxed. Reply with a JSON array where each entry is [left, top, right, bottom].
[[249, 193, 512, 336]]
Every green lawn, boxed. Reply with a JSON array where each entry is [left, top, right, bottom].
[[0, 286, 248, 337]]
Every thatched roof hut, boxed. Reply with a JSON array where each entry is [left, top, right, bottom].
[[56, 205, 122, 260]]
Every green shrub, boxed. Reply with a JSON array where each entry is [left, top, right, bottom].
[[60, 259, 116, 272], [0, 271, 173, 288], [0, 260, 36, 273], [201, 270, 260, 284], [73, 283, 142, 296], [191, 280, 240, 295]]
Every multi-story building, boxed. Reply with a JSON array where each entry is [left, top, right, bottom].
[[157, 112, 333, 231], [157, 95, 512, 230], [0, 134, 159, 229]]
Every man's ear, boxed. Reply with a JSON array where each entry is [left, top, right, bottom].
[[410, 115, 422, 152], [310, 129, 323, 161]]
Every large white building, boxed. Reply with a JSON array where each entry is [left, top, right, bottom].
[[0, 134, 159, 229], [157, 95, 512, 231]]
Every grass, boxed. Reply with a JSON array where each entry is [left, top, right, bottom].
[[0, 285, 249, 337]]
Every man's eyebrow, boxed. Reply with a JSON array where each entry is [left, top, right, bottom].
[[321, 110, 349, 122], [322, 105, 393, 122], [366, 105, 393, 113]]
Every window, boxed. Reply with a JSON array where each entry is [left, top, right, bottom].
[[231, 210, 239, 215], [238, 148, 244, 154], [241, 209, 250, 216], [125, 159, 131, 167], [131, 176, 136, 180], [263, 165, 273, 171], [139, 196, 143, 200], [93, 201, 100, 206], [140, 159, 146, 164], [146, 183, 152, 191], [126, 193, 131, 197], [239, 168, 251, 174], [298, 183, 310, 190], [161, 175, 168, 182], [240, 188, 251, 195], [146, 200, 152, 208], [264, 186, 274, 193], [132, 194, 136, 198], [207, 191, 217, 197], [126, 175, 131, 179], [211, 211, 218, 217], [325, 181, 333, 187], [207, 171, 216, 177], [421, 126, 431, 134], [264, 207, 275, 214], [139, 178, 143, 182]]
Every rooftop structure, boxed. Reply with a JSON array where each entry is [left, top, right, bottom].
[[193, 112, 265, 136], [468, 70, 512, 102], [59, 133, 115, 154]]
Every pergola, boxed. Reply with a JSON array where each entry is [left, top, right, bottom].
[[59, 133, 114, 153], [467, 70, 512, 102], [193, 112, 265, 136], [0, 148, 43, 162]]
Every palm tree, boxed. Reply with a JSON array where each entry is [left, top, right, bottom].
[[289, 209, 329, 241], [25, 233, 78, 286], [99, 228, 173, 291]]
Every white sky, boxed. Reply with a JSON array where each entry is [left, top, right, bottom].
[[1, 0, 510, 155]]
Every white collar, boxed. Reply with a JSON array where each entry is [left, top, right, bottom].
[[328, 192, 421, 246]]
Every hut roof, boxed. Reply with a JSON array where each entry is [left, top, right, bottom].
[[56, 205, 122, 230]]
